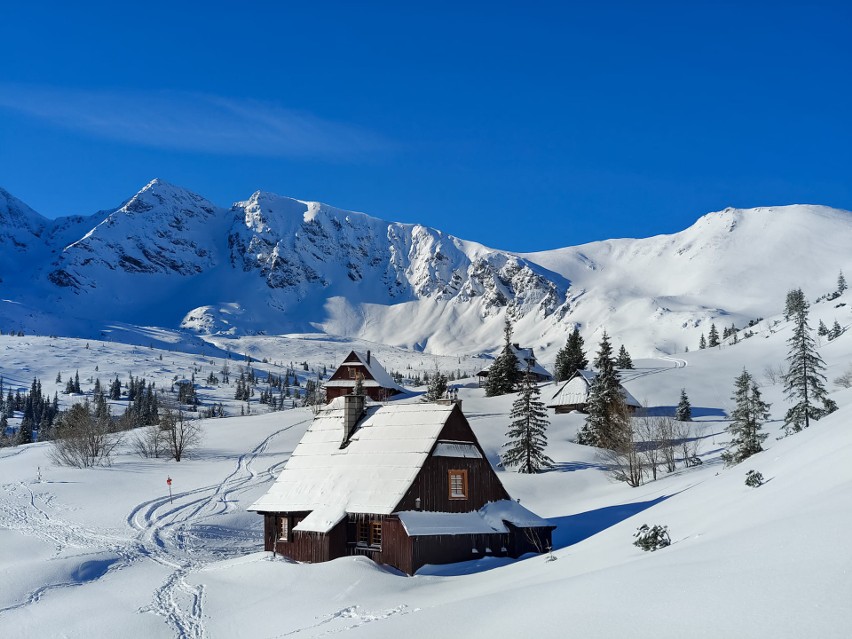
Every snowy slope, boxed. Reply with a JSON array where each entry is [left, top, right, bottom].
[[2, 181, 851, 363], [1, 306, 850, 638]]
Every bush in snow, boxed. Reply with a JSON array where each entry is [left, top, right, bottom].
[[633, 524, 671, 551], [745, 470, 765, 488]]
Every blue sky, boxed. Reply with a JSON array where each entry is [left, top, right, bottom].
[[1, 1, 850, 251]]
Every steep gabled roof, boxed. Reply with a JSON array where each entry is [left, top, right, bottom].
[[548, 369, 641, 408], [476, 345, 553, 379], [323, 350, 405, 392], [249, 398, 455, 531]]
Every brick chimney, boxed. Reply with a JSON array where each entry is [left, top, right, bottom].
[[341, 393, 365, 448]]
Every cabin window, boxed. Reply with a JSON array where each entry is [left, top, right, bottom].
[[356, 519, 383, 548], [448, 469, 468, 500], [278, 515, 289, 541]]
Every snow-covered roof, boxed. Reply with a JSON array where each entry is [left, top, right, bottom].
[[548, 370, 641, 408], [397, 500, 552, 536], [477, 345, 552, 379], [433, 442, 482, 459], [326, 351, 405, 392], [249, 397, 455, 527]]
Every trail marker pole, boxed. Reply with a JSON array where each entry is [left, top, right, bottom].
[[166, 476, 173, 504]]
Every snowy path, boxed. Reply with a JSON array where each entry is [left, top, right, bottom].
[[127, 419, 308, 638], [0, 418, 308, 638]]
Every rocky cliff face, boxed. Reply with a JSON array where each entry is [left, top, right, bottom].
[[3, 180, 851, 356]]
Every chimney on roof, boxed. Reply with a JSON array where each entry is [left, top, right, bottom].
[[341, 393, 365, 448], [366, 350, 371, 364]]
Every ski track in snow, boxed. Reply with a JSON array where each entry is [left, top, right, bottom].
[[269, 604, 417, 638], [0, 419, 308, 638]]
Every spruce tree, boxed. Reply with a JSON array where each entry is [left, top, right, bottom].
[[615, 345, 634, 369], [554, 326, 588, 381], [838, 270, 847, 294], [830, 320, 842, 340], [708, 324, 720, 347], [425, 369, 448, 401], [699, 333, 707, 350], [782, 296, 837, 434], [577, 332, 627, 449], [818, 319, 829, 336], [485, 318, 520, 396], [675, 388, 692, 422], [784, 288, 807, 321], [722, 370, 769, 466], [502, 364, 553, 473]]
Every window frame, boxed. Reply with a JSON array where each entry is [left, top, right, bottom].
[[278, 515, 290, 542], [448, 469, 469, 500]]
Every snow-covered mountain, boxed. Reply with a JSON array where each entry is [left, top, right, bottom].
[[1, 179, 851, 359]]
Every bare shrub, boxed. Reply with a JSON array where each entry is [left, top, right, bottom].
[[600, 419, 644, 487], [634, 414, 663, 481], [50, 403, 122, 468], [834, 365, 852, 389], [161, 407, 202, 462], [132, 421, 167, 458], [763, 364, 785, 386]]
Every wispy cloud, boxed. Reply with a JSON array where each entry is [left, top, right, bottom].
[[0, 85, 391, 159]]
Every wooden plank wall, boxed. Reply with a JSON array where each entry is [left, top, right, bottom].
[[396, 407, 509, 512]]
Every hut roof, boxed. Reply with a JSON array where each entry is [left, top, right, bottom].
[[547, 369, 641, 409], [249, 398, 455, 531]]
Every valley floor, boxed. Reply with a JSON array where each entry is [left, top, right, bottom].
[[1, 327, 851, 638]]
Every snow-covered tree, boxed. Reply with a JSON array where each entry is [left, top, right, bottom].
[[707, 323, 720, 347], [838, 270, 847, 294], [425, 369, 448, 401], [784, 288, 807, 321], [782, 297, 837, 434], [675, 388, 692, 422], [615, 345, 634, 369], [578, 332, 628, 449], [502, 364, 553, 474], [554, 326, 588, 382], [722, 370, 769, 466], [485, 318, 520, 396], [699, 333, 707, 350], [818, 319, 829, 336], [829, 320, 843, 340]]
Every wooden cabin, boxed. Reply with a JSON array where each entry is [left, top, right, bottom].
[[547, 369, 641, 414], [476, 343, 553, 386], [323, 350, 405, 403], [249, 396, 555, 574]]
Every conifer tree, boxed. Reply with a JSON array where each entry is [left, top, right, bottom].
[[838, 270, 847, 294], [615, 345, 634, 369], [577, 332, 628, 449], [782, 296, 837, 434], [425, 369, 448, 401], [830, 320, 842, 340], [722, 370, 769, 466], [353, 373, 364, 396], [784, 288, 807, 321], [554, 326, 588, 381], [699, 333, 707, 350], [502, 364, 553, 473], [675, 388, 692, 422], [485, 318, 520, 396], [708, 324, 720, 347], [818, 319, 829, 336]]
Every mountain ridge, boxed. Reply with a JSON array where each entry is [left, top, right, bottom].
[[1, 180, 850, 358]]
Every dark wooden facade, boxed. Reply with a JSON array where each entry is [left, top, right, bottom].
[[324, 351, 402, 402], [259, 403, 553, 574]]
